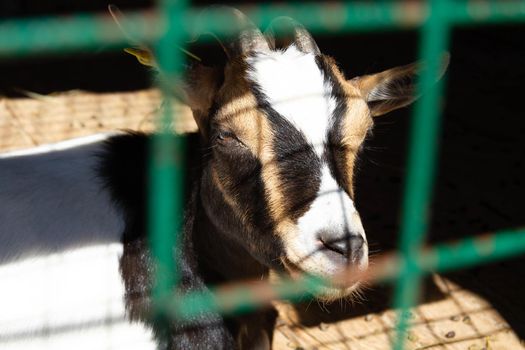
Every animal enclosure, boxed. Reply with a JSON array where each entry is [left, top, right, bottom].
[[1, 1, 525, 349]]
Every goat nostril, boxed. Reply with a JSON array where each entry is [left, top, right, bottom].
[[320, 238, 347, 256], [320, 235, 365, 261], [349, 235, 364, 255]]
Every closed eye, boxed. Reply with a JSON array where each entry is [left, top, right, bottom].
[[216, 130, 246, 149]]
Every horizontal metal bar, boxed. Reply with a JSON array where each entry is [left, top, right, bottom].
[[420, 228, 525, 272], [166, 228, 525, 321], [2, 1, 525, 58], [165, 274, 329, 321], [449, 0, 525, 26], [0, 11, 160, 58]]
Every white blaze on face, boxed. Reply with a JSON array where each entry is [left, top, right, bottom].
[[287, 166, 368, 276], [247, 45, 368, 276], [246, 45, 336, 156], [296, 166, 367, 265], [298, 166, 365, 240]]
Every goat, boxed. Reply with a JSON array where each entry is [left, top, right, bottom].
[[0, 8, 448, 350]]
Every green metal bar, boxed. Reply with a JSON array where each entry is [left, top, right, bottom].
[[193, 2, 426, 35], [3, 2, 525, 58], [420, 228, 525, 273], [392, 0, 451, 348], [156, 228, 525, 321], [449, 0, 525, 26], [0, 12, 158, 57], [149, 0, 188, 317], [167, 274, 327, 321]]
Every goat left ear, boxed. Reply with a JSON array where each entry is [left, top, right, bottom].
[[109, 4, 222, 135], [124, 47, 156, 67], [353, 54, 450, 117]]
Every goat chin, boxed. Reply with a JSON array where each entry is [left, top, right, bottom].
[[314, 283, 362, 302], [280, 258, 362, 302]]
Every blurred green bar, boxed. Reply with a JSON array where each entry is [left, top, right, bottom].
[[193, 2, 426, 34], [392, 0, 451, 348], [159, 228, 525, 321], [420, 228, 525, 272], [149, 0, 188, 317], [3, 2, 525, 58], [0, 12, 158, 57], [449, 0, 525, 26], [167, 274, 327, 321], [0, 2, 423, 58]]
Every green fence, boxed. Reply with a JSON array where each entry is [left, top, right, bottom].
[[2, 1, 525, 349]]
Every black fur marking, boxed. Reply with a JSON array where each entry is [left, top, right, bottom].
[[204, 110, 286, 273], [97, 132, 237, 349], [208, 118, 276, 236], [250, 83, 322, 222], [97, 131, 148, 244], [316, 56, 354, 197], [97, 132, 202, 243]]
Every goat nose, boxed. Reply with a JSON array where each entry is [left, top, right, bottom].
[[320, 234, 365, 262]]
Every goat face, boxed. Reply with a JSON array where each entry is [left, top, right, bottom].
[[202, 48, 373, 299], [131, 9, 448, 299]]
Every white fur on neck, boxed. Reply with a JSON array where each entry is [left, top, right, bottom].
[[246, 45, 336, 157]]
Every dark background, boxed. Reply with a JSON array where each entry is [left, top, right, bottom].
[[1, 0, 524, 338]]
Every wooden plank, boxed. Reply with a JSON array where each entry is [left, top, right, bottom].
[[272, 275, 524, 349], [0, 89, 197, 152]]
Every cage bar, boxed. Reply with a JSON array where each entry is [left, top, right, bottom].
[[420, 227, 525, 272], [3, 2, 525, 57], [391, 0, 451, 348], [144, 227, 525, 322], [149, 0, 188, 320]]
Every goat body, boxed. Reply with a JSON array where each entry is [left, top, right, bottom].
[[0, 132, 272, 349]]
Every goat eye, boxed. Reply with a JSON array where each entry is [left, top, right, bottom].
[[216, 131, 241, 146]]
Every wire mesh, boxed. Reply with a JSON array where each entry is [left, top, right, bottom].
[[1, 1, 525, 349]]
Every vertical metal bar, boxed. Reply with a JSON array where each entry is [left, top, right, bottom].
[[392, 0, 451, 349], [150, 0, 188, 315]]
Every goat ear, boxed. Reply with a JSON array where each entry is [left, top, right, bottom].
[[109, 5, 158, 67], [126, 51, 221, 135], [121, 47, 219, 136], [109, 5, 221, 135], [180, 63, 223, 133], [124, 47, 156, 67], [354, 54, 450, 117]]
